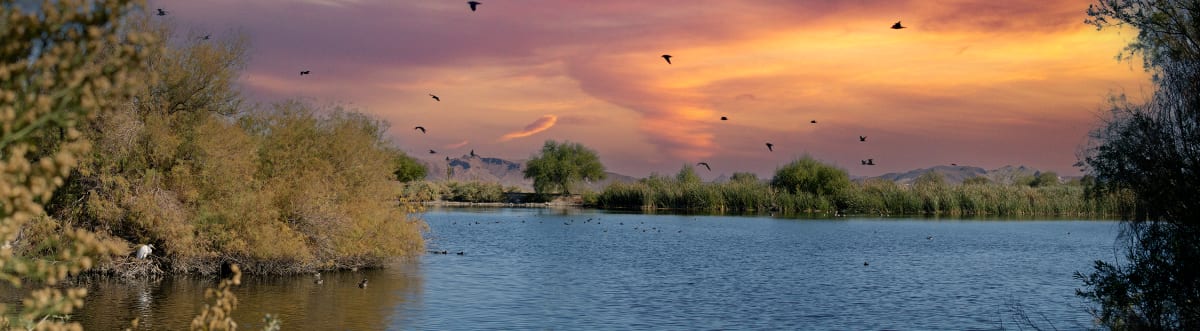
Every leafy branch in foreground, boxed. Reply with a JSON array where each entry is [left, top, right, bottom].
[[0, 0, 155, 329]]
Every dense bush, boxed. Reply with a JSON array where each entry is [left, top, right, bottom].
[[45, 17, 425, 275]]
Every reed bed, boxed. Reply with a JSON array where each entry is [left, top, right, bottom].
[[594, 178, 1131, 217]]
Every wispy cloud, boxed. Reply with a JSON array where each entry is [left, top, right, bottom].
[[445, 140, 469, 149], [500, 115, 558, 141]]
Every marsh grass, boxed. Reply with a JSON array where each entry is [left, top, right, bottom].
[[595, 177, 1130, 217]]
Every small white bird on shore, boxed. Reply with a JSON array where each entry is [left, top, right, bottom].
[[136, 244, 155, 259]]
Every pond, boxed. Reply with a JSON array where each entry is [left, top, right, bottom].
[[68, 208, 1120, 330]]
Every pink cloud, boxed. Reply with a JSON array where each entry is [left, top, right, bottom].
[[500, 115, 558, 141]]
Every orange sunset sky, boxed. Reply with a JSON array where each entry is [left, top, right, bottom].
[[153, 0, 1151, 179]]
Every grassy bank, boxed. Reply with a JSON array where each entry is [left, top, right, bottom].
[[591, 161, 1131, 217]]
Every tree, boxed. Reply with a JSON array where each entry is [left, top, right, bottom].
[[770, 156, 852, 196], [1079, 0, 1200, 329], [523, 140, 606, 195], [676, 164, 701, 184], [392, 153, 427, 182], [1029, 171, 1059, 187]]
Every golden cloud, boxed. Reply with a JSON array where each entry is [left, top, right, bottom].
[[500, 115, 558, 141]]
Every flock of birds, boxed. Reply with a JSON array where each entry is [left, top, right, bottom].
[[141, 3, 917, 274], [155, 2, 909, 173]]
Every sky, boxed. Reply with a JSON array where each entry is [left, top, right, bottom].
[[151, 0, 1151, 179]]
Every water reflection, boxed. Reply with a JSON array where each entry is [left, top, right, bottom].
[[65, 263, 422, 329], [0, 208, 1120, 329]]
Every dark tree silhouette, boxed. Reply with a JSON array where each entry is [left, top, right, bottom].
[[1078, 1, 1200, 329]]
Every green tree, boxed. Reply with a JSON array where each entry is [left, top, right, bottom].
[[523, 140, 606, 195], [770, 156, 852, 196], [1029, 171, 1059, 187], [1079, 0, 1200, 329], [676, 164, 701, 184], [392, 153, 427, 182]]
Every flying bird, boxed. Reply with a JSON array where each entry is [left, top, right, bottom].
[[414, 126, 426, 134], [156, 8, 168, 16], [951, 163, 958, 166], [697, 162, 711, 171], [859, 136, 867, 142], [891, 20, 906, 29], [430, 94, 440, 101], [199, 34, 210, 40], [863, 159, 875, 166], [429, 149, 437, 154], [810, 120, 817, 124], [468, 1, 480, 11], [765, 142, 774, 152], [662, 54, 672, 64], [720, 116, 728, 121], [300, 70, 310, 76]]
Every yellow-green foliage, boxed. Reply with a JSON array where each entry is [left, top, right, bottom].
[[595, 169, 1132, 217], [443, 181, 506, 202], [1, 0, 155, 329], [42, 15, 426, 274]]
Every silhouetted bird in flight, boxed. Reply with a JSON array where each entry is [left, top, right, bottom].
[[765, 142, 774, 152], [199, 34, 210, 40], [720, 116, 728, 121], [430, 94, 440, 101], [697, 162, 711, 171], [951, 163, 958, 166], [892, 21, 906, 29], [859, 136, 867, 142], [300, 70, 310, 76], [414, 126, 426, 134], [429, 149, 437, 154], [468, 1, 480, 11], [662, 54, 672, 64], [862, 159, 875, 166], [156, 8, 168, 16], [810, 120, 817, 124]]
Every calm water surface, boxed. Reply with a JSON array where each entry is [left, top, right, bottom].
[[70, 208, 1119, 330]]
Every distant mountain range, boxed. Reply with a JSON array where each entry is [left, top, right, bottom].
[[420, 154, 1065, 190], [868, 165, 1060, 185]]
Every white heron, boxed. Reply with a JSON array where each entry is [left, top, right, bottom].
[[136, 244, 155, 259]]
